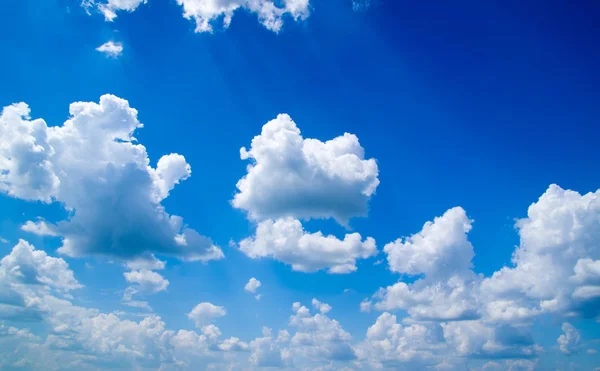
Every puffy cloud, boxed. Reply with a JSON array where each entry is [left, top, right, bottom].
[[384, 207, 474, 279], [311, 298, 331, 314], [188, 302, 226, 328], [0, 241, 246, 369], [123, 269, 169, 293], [20, 219, 59, 236], [481, 185, 600, 321], [557, 322, 581, 355], [0, 237, 8, 243], [288, 301, 356, 362], [248, 327, 291, 367], [95, 41, 123, 58], [374, 207, 480, 321], [244, 277, 261, 293], [239, 217, 376, 273], [176, 0, 310, 33], [232, 114, 379, 224], [0, 95, 223, 264], [356, 312, 442, 369]]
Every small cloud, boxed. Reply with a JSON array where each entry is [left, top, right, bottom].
[[96, 41, 123, 58], [373, 259, 383, 266], [0, 237, 8, 244], [255, 294, 262, 301], [244, 277, 261, 293], [587, 348, 597, 355], [343, 288, 353, 293], [21, 219, 59, 236], [360, 299, 372, 313]]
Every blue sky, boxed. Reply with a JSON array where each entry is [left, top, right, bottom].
[[1, 0, 599, 370]]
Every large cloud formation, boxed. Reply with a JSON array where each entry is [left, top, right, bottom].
[[0, 95, 223, 264]]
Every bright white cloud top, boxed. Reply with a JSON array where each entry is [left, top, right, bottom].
[[0, 96, 223, 264], [232, 113, 380, 224]]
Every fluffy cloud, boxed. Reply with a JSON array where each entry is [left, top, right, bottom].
[[288, 301, 356, 362], [0, 241, 247, 369], [481, 185, 600, 321], [233, 113, 379, 224], [96, 41, 123, 58], [244, 277, 261, 293], [374, 207, 480, 321], [239, 217, 377, 273], [557, 322, 581, 355], [124, 269, 169, 293], [188, 302, 226, 328], [0, 95, 223, 264], [20, 219, 59, 236], [176, 0, 310, 33]]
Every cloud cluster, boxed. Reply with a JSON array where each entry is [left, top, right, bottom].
[[0, 96, 223, 265], [177, 0, 310, 33], [358, 184, 600, 368], [234, 114, 379, 273]]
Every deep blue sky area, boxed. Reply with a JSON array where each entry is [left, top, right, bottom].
[[0, 1, 599, 370]]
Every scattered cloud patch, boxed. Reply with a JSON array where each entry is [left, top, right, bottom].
[[96, 41, 124, 58], [558, 323, 581, 355], [176, 0, 310, 33]]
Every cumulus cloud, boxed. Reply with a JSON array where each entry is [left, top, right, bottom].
[[374, 207, 480, 321], [232, 113, 379, 224], [176, 0, 310, 33], [20, 219, 59, 237], [288, 300, 356, 362], [239, 217, 376, 273], [0, 241, 247, 369], [557, 322, 581, 355], [481, 185, 600, 321], [244, 277, 261, 293], [96, 41, 123, 58], [188, 302, 226, 328], [0, 95, 223, 264]]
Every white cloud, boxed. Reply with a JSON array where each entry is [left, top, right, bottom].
[[557, 322, 580, 355], [481, 185, 600, 321], [0, 237, 8, 244], [356, 312, 441, 369], [239, 217, 377, 273], [311, 298, 331, 314], [384, 207, 474, 279], [359, 299, 372, 313], [124, 269, 169, 293], [0, 95, 223, 264], [84, 0, 147, 21], [96, 41, 124, 58], [232, 113, 379, 224], [20, 219, 59, 236], [188, 302, 226, 328], [374, 207, 480, 321], [176, 0, 310, 33], [244, 277, 261, 293], [288, 301, 355, 362]]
